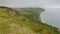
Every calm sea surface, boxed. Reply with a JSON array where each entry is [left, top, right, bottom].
[[41, 8, 60, 28]]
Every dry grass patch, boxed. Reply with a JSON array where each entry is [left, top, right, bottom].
[[7, 22, 40, 34]]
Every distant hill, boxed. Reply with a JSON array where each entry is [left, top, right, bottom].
[[0, 6, 59, 34], [13, 8, 44, 21]]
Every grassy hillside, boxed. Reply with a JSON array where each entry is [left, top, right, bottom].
[[0, 6, 59, 34], [14, 8, 44, 21]]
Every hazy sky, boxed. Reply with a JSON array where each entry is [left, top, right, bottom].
[[0, 0, 60, 8]]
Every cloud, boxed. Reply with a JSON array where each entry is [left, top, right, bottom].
[[0, 0, 60, 8]]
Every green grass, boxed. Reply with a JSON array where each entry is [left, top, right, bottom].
[[0, 6, 59, 34]]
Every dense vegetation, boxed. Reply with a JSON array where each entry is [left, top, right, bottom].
[[0, 6, 59, 34]]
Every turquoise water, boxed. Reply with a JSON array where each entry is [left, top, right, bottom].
[[41, 8, 60, 28]]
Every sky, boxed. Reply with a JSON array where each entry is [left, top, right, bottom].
[[0, 0, 60, 8]]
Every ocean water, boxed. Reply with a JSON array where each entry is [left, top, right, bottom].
[[41, 8, 60, 28]]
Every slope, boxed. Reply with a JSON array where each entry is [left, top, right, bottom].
[[0, 6, 59, 34]]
